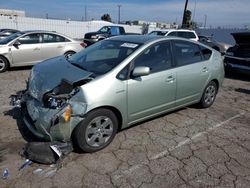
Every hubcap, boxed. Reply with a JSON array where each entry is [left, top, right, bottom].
[[204, 85, 216, 105], [0, 59, 5, 71], [85, 116, 114, 147]]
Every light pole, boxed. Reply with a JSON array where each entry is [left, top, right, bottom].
[[118, 5, 121, 24], [181, 0, 189, 28]]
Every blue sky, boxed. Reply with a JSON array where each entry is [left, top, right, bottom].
[[1, 0, 250, 27]]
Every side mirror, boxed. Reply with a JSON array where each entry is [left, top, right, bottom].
[[13, 40, 21, 47], [132, 66, 150, 77]]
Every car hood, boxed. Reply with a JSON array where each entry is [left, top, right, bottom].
[[29, 56, 93, 100], [231, 32, 250, 45]]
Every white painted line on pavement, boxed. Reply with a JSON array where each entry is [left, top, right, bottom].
[[150, 112, 245, 160]]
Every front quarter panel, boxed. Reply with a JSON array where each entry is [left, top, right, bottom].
[[81, 74, 128, 127]]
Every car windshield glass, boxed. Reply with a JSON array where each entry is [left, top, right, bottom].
[[68, 40, 141, 76], [0, 32, 24, 44]]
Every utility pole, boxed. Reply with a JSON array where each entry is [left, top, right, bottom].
[[85, 5, 87, 21], [204, 14, 207, 28], [181, 0, 189, 28], [118, 5, 121, 24]]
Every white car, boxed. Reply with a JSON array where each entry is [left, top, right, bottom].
[[0, 31, 86, 73], [148, 29, 199, 41]]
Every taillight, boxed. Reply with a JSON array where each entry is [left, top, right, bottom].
[[80, 42, 87, 48]]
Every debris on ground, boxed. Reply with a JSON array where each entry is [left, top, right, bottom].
[[19, 159, 32, 171], [21, 141, 73, 165], [2, 168, 9, 179]]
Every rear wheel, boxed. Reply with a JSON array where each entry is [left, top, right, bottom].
[[199, 81, 218, 108], [0, 56, 8, 73], [73, 109, 118, 152]]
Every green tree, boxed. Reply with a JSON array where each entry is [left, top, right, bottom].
[[101, 14, 112, 22]]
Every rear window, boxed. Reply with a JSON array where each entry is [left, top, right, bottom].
[[200, 46, 212, 60], [177, 32, 196, 39]]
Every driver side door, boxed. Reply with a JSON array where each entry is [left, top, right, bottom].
[[11, 33, 42, 66], [127, 41, 176, 124]]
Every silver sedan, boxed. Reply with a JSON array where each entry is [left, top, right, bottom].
[[0, 30, 85, 73]]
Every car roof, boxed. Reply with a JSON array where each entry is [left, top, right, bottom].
[[152, 29, 196, 32], [108, 35, 164, 44], [0, 28, 19, 32]]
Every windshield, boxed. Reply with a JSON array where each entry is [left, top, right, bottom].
[[0, 32, 23, 45], [68, 40, 141, 76], [148, 31, 167, 36]]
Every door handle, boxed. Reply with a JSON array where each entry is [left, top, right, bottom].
[[33, 47, 40, 51], [202, 67, 208, 72], [166, 75, 175, 83], [57, 45, 63, 48]]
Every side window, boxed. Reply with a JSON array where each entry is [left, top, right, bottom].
[[173, 40, 202, 66], [133, 42, 172, 74], [167, 31, 177, 37], [177, 32, 196, 39], [18, 34, 40, 44], [42, 34, 66, 43], [117, 65, 130, 80], [200, 46, 212, 60], [111, 27, 119, 35]]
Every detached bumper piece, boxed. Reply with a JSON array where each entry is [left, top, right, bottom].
[[22, 141, 73, 164]]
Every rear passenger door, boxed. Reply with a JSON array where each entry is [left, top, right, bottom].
[[172, 40, 211, 106], [40, 33, 67, 60]]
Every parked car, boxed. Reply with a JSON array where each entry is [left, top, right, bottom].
[[148, 29, 199, 41], [84, 25, 140, 46], [18, 35, 224, 152], [198, 35, 231, 53], [224, 32, 250, 74], [0, 28, 20, 40], [0, 31, 85, 73]]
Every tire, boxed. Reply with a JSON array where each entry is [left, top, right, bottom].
[[72, 109, 118, 153], [64, 51, 76, 59], [199, 81, 218, 108], [0, 56, 9, 73]]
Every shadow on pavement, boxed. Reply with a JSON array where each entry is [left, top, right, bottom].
[[4, 103, 41, 143], [9, 65, 33, 72], [225, 71, 250, 82], [235, 88, 250, 95]]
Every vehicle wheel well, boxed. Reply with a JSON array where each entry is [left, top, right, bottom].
[[87, 106, 123, 131], [0, 55, 10, 66], [64, 50, 76, 55], [211, 79, 219, 90], [0, 55, 10, 70]]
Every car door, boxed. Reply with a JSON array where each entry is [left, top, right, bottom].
[[11, 33, 42, 66], [40, 33, 67, 60], [127, 41, 176, 123], [172, 40, 211, 106]]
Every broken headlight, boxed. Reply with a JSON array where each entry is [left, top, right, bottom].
[[47, 97, 66, 109]]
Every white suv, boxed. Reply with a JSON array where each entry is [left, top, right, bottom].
[[148, 29, 199, 41]]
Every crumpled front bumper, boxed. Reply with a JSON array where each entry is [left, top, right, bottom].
[[19, 92, 87, 142]]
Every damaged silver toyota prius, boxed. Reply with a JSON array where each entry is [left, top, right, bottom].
[[18, 35, 224, 152]]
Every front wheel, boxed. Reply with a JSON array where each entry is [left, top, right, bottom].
[[72, 109, 118, 152], [0, 56, 8, 73], [199, 81, 218, 108]]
